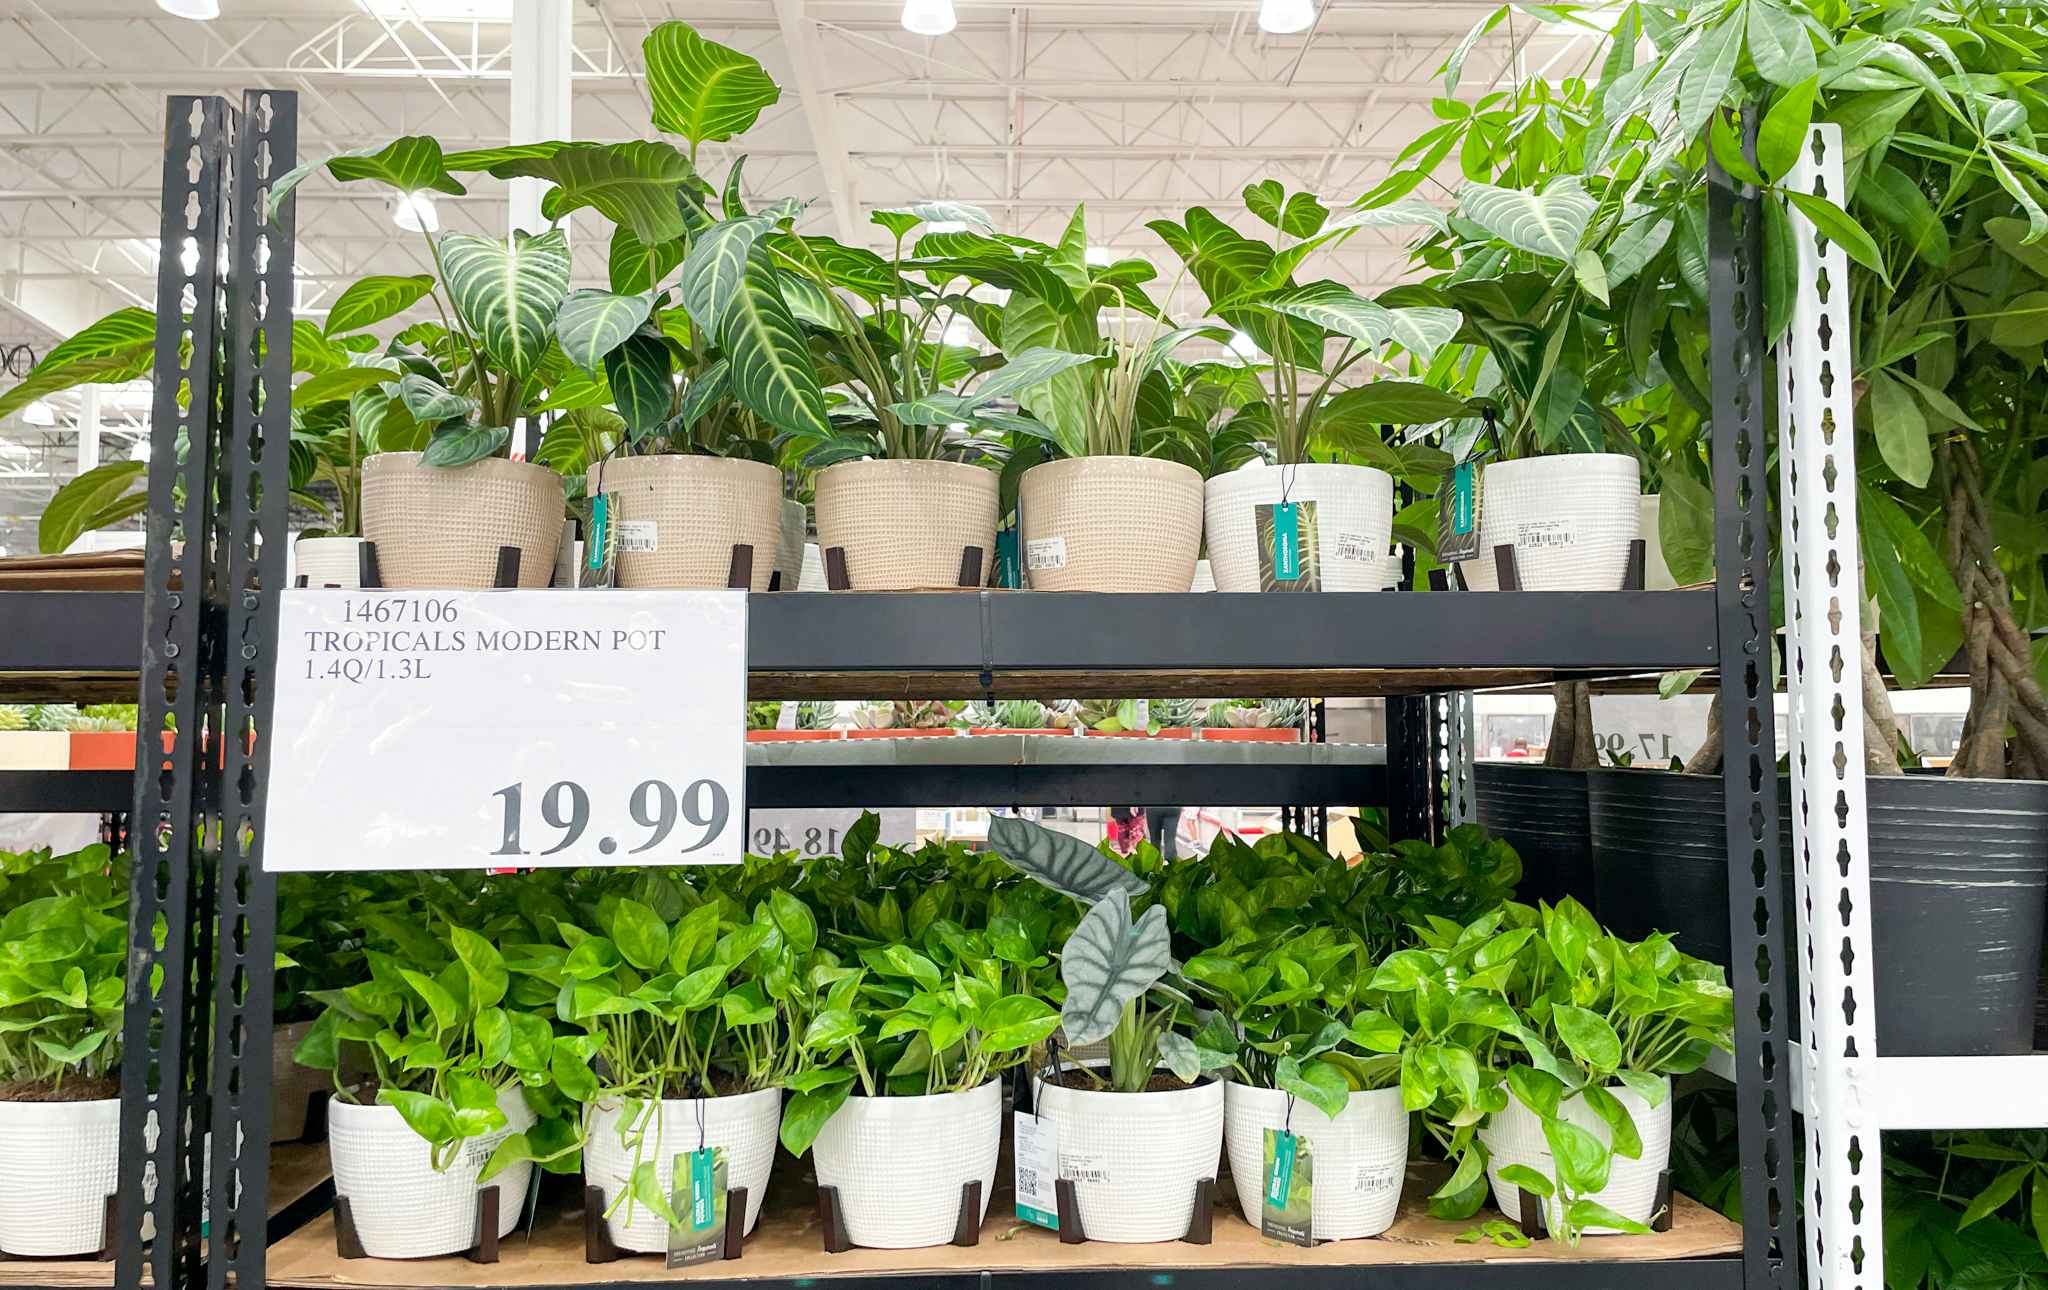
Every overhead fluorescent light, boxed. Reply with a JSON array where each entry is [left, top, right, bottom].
[[392, 192, 439, 233], [21, 401, 56, 426], [1085, 246, 1115, 266], [157, 0, 220, 19], [1258, 0, 1316, 34], [901, 0, 957, 36]]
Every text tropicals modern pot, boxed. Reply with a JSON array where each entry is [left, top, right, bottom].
[[0, 1096, 120, 1256], [1018, 456, 1203, 593], [583, 1088, 781, 1251], [1030, 1070, 1223, 1242], [1224, 1082, 1408, 1239], [776, 498, 807, 592], [589, 455, 783, 591], [814, 459, 998, 591], [1479, 1078, 1672, 1235], [327, 1083, 535, 1258], [1204, 462, 1393, 592], [1455, 454, 1641, 591], [810, 1080, 1000, 1248], [292, 536, 368, 590], [361, 452, 564, 590]]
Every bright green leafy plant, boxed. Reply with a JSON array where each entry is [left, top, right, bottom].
[[0, 845, 126, 1097]]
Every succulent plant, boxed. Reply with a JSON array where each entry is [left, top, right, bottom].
[[794, 701, 837, 731], [890, 699, 957, 730], [1149, 698, 1199, 730], [0, 707, 27, 733], [1207, 698, 1307, 729]]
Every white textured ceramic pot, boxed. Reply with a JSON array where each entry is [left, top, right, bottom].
[[328, 1084, 535, 1258], [1018, 456, 1203, 593], [1204, 462, 1392, 592], [0, 1097, 120, 1256], [1454, 454, 1640, 591], [776, 499, 807, 591], [1224, 1083, 1408, 1240], [1031, 1072, 1223, 1243], [1189, 559, 1215, 592], [584, 1089, 781, 1251], [361, 452, 564, 590], [812, 1079, 1000, 1248], [799, 543, 828, 590], [1480, 1079, 1672, 1234], [813, 459, 998, 591], [590, 455, 783, 591], [271, 1019, 328, 1143], [1638, 495, 1677, 589], [293, 536, 368, 590]]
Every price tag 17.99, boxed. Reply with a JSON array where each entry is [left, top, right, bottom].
[[264, 589, 748, 873]]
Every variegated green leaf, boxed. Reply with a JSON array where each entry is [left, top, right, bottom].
[[1454, 179, 1597, 260], [421, 424, 510, 468], [1258, 281, 1462, 360], [291, 362, 401, 408], [555, 289, 655, 375], [1325, 196, 1450, 234], [604, 332, 673, 437], [395, 373, 479, 425], [972, 346, 1098, 404], [717, 256, 830, 437], [491, 141, 696, 246], [0, 307, 155, 420], [268, 136, 464, 224], [987, 815, 1147, 903], [900, 200, 995, 230], [608, 224, 684, 295], [324, 275, 437, 337], [675, 358, 730, 430], [645, 22, 780, 147], [678, 215, 778, 334], [438, 229, 573, 385], [1059, 892, 1172, 1049]]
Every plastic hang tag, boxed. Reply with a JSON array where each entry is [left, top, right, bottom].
[[994, 527, 1023, 589], [584, 494, 618, 589], [1437, 459, 1485, 564], [1013, 1110, 1060, 1231], [1256, 500, 1321, 591], [666, 1146, 727, 1268], [1261, 1127, 1314, 1246]]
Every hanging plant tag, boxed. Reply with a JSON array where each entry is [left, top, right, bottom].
[[666, 1147, 727, 1268], [1437, 460, 1485, 563], [584, 494, 618, 589], [1013, 1110, 1060, 1230], [1256, 501, 1320, 591], [994, 527, 1023, 589], [1261, 1128, 1314, 1246]]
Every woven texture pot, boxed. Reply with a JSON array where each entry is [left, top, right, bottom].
[[1031, 1072, 1223, 1242], [0, 1097, 120, 1256], [776, 499, 807, 591], [271, 1019, 328, 1143], [1019, 456, 1203, 593], [293, 536, 366, 590], [1455, 455, 1640, 591], [1224, 1083, 1407, 1240], [591, 455, 782, 591], [811, 1080, 999, 1248], [329, 1084, 534, 1258], [815, 459, 998, 591], [584, 1088, 781, 1250], [1204, 462, 1392, 592], [1480, 1079, 1671, 1234], [361, 452, 563, 590]]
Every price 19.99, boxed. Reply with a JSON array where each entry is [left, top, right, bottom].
[[492, 779, 730, 857]]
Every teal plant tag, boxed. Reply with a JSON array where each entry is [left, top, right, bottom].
[[1255, 501, 1320, 592], [995, 527, 1022, 589], [587, 494, 608, 570], [584, 493, 618, 590], [666, 1146, 728, 1268], [1261, 1127, 1314, 1246], [1437, 459, 1485, 563]]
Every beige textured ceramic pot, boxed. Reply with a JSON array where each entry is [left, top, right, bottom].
[[361, 452, 564, 589], [1017, 456, 1202, 592], [590, 455, 783, 591], [814, 459, 998, 590]]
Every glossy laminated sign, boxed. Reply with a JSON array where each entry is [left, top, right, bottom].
[[264, 589, 748, 872]]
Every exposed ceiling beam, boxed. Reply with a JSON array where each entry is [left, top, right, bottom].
[[772, 0, 862, 246]]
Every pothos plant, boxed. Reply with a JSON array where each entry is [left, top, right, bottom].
[[0, 844, 127, 1097]]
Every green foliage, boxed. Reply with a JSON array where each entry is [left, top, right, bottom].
[[0, 845, 126, 1092]]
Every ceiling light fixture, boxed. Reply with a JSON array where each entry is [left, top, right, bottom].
[[21, 401, 56, 427], [157, 0, 220, 18], [1085, 246, 1115, 266], [392, 192, 439, 233], [901, 0, 956, 36], [1257, 0, 1316, 34]]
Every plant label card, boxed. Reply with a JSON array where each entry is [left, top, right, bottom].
[[1013, 1110, 1060, 1230], [266, 589, 747, 872], [666, 1147, 727, 1268], [1261, 1128, 1314, 1246], [994, 527, 1023, 588], [583, 494, 618, 590], [1437, 460, 1485, 563], [1256, 501, 1321, 591]]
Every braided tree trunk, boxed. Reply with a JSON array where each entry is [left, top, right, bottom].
[[1544, 681, 1598, 769], [1940, 437, 2048, 780]]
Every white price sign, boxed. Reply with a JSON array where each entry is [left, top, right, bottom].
[[265, 589, 747, 872]]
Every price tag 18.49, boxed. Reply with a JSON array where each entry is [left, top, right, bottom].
[[264, 589, 748, 873]]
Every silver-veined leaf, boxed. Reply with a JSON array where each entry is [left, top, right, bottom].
[[420, 423, 510, 468], [1058, 891, 1171, 1049], [604, 332, 674, 437], [555, 289, 655, 375], [395, 372, 479, 425], [972, 347, 1098, 404], [438, 229, 573, 384], [987, 815, 1147, 903], [1455, 180, 1596, 260], [716, 254, 830, 437]]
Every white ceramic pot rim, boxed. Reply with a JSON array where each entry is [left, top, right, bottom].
[[839, 1078, 1000, 1108], [1034, 1069, 1219, 1105]]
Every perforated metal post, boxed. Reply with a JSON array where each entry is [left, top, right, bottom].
[[1442, 692, 1476, 827], [1707, 109, 1800, 1290], [208, 88, 297, 1290], [117, 94, 233, 1290]]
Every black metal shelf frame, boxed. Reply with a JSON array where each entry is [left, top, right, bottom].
[[66, 92, 1793, 1290]]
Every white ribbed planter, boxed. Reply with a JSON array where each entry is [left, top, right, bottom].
[[1454, 454, 1641, 591], [799, 543, 828, 591], [361, 452, 564, 590], [584, 1089, 781, 1251], [0, 1097, 120, 1256], [1480, 1080, 1671, 1235], [1190, 559, 1215, 592], [1639, 495, 1677, 590], [1031, 1072, 1223, 1243], [812, 1080, 1000, 1248], [272, 1019, 328, 1143], [1224, 1083, 1408, 1240], [776, 499, 807, 591], [1019, 456, 1203, 593], [294, 536, 368, 590], [814, 459, 998, 591], [329, 1084, 535, 1258], [1204, 462, 1392, 592], [590, 456, 783, 591]]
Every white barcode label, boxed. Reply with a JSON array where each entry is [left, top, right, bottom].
[[1333, 531, 1377, 563], [1014, 1110, 1060, 1229], [1355, 1165, 1401, 1194], [1059, 1149, 1110, 1184], [617, 519, 659, 553], [1514, 517, 1578, 551], [1026, 536, 1067, 571]]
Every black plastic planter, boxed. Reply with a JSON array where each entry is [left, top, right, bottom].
[[1473, 764, 1595, 909], [1588, 767, 2048, 1057]]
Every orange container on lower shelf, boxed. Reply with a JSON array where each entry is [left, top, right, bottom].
[[1200, 728, 1301, 743], [746, 730, 843, 742]]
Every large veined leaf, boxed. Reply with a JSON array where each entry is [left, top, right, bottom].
[[717, 254, 830, 437], [0, 307, 156, 420], [268, 137, 464, 224], [645, 21, 780, 147], [1258, 281, 1461, 361], [37, 462, 147, 555], [441, 142, 572, 172], [605, 332, 674, 437], [1326, 197, 1450, 234], [324, 275, 436, 338], [421, 424, 511, 468], [884, 200, 995, 231], [1243, 180, 1329, 238], [678, 215, 778, 333], [987, 815, 1147, 903], [674, 358, 730, 432], [495, 141, 697, 247], [291, 362, 401, 409], [1455, 180, 1597, 261], [555, 289, 655, 375], [437, 229, 573, 384], [972, 347, 1098, 404], [1318, 380, 1474, 427], [1058, 891, 1172, 1049], [608, 224, 685, 295]]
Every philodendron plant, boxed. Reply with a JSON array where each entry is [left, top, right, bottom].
[[984, 816, 1234, 1093], [0, 844, 127, 1097]]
